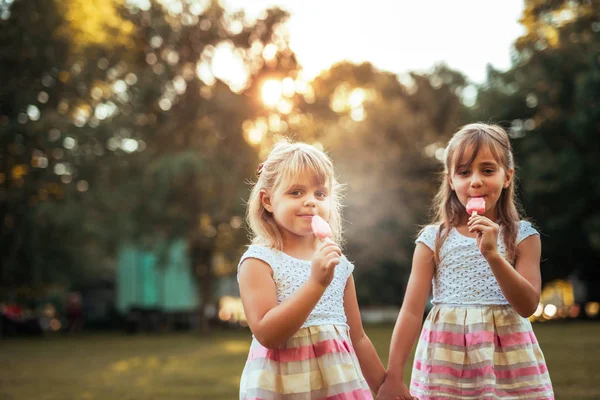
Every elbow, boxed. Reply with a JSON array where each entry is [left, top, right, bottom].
[[254, 335, 276, 349], [350, 330, 367, 347], [259, 341, 280, 350], [515, 287, 541, 318], [253, 331, 281, 349], [516, 299, 540, 318], [402, 306, 425, 324], [516, 307, 535, 318]]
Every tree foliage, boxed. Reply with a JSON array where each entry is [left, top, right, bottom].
[[0, 0, 297, 309], [475, 0, 600, 295], [2, 0, 596, 310]]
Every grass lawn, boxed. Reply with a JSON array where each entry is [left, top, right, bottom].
[[0, 322, 599, 399]]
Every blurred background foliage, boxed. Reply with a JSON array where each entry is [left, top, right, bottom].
[[0, 0, 598, 325]]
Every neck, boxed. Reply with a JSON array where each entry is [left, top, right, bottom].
[[281, 234, 317, 260]]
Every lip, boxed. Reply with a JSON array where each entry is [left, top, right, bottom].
[[298, 215, 315, 220]]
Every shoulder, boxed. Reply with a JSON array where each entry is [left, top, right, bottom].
[[421, 224, 440, 234], [241, 244, 276, 262], [517, 220, 540, 244], [237, 245, 276, 281], [415, 224, 440, 250], [340, 254, 355, 276]]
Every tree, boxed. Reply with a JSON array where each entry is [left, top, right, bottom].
[[474, 0, 600, 297], [0, 0, 300, 327], [0, 0, 81, 287]]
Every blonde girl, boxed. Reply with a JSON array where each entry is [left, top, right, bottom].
[[238, 140, 385, 399]]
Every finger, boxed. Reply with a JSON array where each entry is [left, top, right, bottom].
[[468, 214, 485, 222], [327, 257, 340, 269], [317, 239, 333, 251], [320, 252, 339, 267], [470, 214, 495, 224], [328, 254, 340, 265], [318, 240, 341, 254], [320, 246, 342, 258], [324, 248, 342, 260], [329, 247, 342, 257], [318, 249, 341, 263], [468, 216, 490, 227], [321, 240, 341, 252], [468, 223, 491, 232]]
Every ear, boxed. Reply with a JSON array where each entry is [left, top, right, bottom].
[[260, 189, 273, 212], [504, 168, 514, 189]]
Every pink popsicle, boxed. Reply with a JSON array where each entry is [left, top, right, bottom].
[[311, 215, 332, 239], [466, 197, 486, 216]]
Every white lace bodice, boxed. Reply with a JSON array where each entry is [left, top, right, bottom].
[[237, 245, 353, 328], [416, 221, 539, 305]]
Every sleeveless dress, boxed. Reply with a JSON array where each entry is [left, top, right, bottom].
[[238, 245, 373, 400], [410, 221, 554, 399]]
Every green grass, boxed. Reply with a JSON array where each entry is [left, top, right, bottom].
[[0, 322, 599, 399]]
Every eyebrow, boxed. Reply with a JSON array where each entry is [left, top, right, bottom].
[[457, 160, 498, 168], [287, 184, 328, 191]]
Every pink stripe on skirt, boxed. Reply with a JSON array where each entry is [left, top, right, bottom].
[[240, 324, 373, 399], [415, 360, 549, 379], [248, 338, 353, 363], [410, 305, 554, 400], [421, 327, 538, 347], [412, 381, 555, 398]]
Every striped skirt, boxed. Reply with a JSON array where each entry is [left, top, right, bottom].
[[239, 324, 373, 399], [410, 305, 554, 399]]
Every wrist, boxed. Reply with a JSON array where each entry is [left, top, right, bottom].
[[384, 366, 404, 381], [307, 276, 329, 291], [483, 250, 503, 264]]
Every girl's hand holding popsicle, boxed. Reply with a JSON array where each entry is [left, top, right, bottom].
[[309, 216, 340, 288], [466, 197, 500, 258]]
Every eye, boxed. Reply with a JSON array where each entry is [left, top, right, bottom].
[[457, 170, 470, 176], [289, 190, 303, 196], [484, 168, 496, 174], [315, 191, 328, 199]]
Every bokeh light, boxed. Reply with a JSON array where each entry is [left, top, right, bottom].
[[261, 80, 282, 107], [585, 302, 599, 318]]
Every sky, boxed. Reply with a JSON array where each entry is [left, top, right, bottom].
[[220, 0, 526, 83]]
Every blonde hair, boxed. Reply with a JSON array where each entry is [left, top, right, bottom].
[[246, 140, 344, 250], [429, 123, 523, 263]]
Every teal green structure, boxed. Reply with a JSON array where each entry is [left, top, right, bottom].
[[116, 239, 199, 314]]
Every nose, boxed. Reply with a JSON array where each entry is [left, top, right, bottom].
[[470, 172, 483, 187], [304, 198, 316, 207]]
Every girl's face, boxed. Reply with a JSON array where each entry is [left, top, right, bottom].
[[449, 145, 513, 221], [261, 172, 332, 243]]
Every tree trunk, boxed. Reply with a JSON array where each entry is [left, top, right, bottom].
[[191, 238, 215, 335]]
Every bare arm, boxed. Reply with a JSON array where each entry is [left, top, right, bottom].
[[468, 216, 541, 317], [343, 275, 385, 393], [239, 240, 342, 348], [377, 243, 434, 400], [239, 258, 327, 348], [485, 235, 541, 317]]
